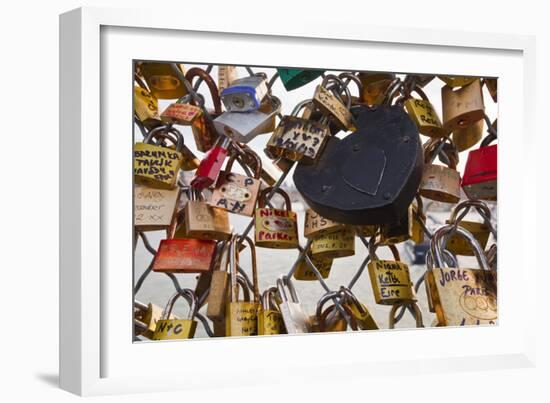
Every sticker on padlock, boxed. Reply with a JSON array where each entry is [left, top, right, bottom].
[[254, 187, 298, 249]]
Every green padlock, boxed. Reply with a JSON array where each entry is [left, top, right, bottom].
[[277, 68, 324, 91]]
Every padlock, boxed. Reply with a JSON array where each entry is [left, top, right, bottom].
[[182, 187, 231, 241], [339, 287, 379, 330], [152, 210, 217, 274], [210, 150, 263, 216], [134, 86, 162, 130], [258, 287, 285, 335], [190, 136, 231, 190], [265, 99, 330, 163], [367, 241, 416, 305], [452, 118, 483, 152], [311, 228, 355, 259], [425, 225, 497, 326], [186, 67, 223, 152], [294, 104, 423, 225], [410, 195, 426, 244], [312, 75, 355, 131], [304, 208, 346, 239], [484, 78, 497, 102], [358, 72, 395, 105], [276, 275, 310, 334], [134, 300, 176, 339], [310, 291, 356, 333], [293, 253, 333, 281], [239, 143, 280, 186], [152, 289, 198, 340], [139, 62, 187, 99], [206, 238, 232, 322], [218, 65, 238, 94], [445, 200, 493, 256], [438, 76, 477, 88], [160, 94, 203, 126], [462, 134, 497, 201], [356, 225, 379, 238], [133, 125, 185, 189], [139, 126, 199, 171], [419, 138, 462, 203], [254, 187, 299, 249], [388, 301, 424, 329], [277, 68, 324, 91], [403, 86, 446, 138], [221, 75, 269, 112], [134, 185, 180, 232], [214, 95, 282, 143], [379, 205, 414, 245], [442, 79, 485, 132], [226, 236, 260, 337]]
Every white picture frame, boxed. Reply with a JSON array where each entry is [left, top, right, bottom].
[[60, 7, 537, 396]]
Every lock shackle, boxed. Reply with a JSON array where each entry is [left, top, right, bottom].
[[225, 146, 263, 179], [261, 287, 280, 311], [426, 248, 459, 270], [389, 301, 423, 329], [186, 186, 203, 202], [368, 237, 401, 262], [315, 290, 342, 321], [449, 200, 492, 225], [316, 290, 358, 332], [424, 138, 458, 170], [321, 75, 352, 107], [431, 224, 490, 271], [276, 275, 300, 304], [382, 77, 403, 105], [413, 194, 424, 214], [145, 125, 184, 152], [184, 67, 222, 114], [230, 235, 259, 303], [257, 187, 292, 210], [291, 99, 314, 117], [235, 274, 251, 302], [162, 289, 197, 320], [166, 205, 186, 240], [338, 72, 363, 99], [339, 286, 367, 316]]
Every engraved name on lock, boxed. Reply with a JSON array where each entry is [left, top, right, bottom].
[[313, 85, 355, 131]]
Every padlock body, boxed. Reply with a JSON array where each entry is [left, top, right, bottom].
[[182, 201, 231, 241], [293, 256, 333, 281], [438, 76, 477, 88], [210, 171, 261, 216], [221, 76, 268, 112], [160, 103, 203, 125], [304, 209, 346, 239], [191, 114, 219, 153], [313, 85, 355, 131], [442, 79, 485, 132], [206, 271, 230, 321], [404, 98, 446, 138], [255, 207, 299, 249], [452, 119, 483, 152], [214, 109, 275, 143], [380, 206, 413, 245], [191, 146, 228, 190], [265, 116, 330, 163], [358, 73, 395, 105], [426, 268, 497, 326], [152, 239, 216, 273], [140, 63, 187, 99], [277, 68, 324, 91], [134, 86, 162, 129], [226, 302, 259, 336], [310, 228, 355, 259], [134, 143, 183, 189], [419, 164, 461, 203], [134, 186, 179, 231], [445, 220, 491, 256], [345, 303, 379, 330], [368, 260, 416, 305], [152, 319, 197, 340], [461, 144, 497, 201], [258, 309, 284, 335]]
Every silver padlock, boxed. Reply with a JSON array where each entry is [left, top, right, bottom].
[[214, 96, 281, 143], [276, 275, 310, 334], [221, 75, 269, 112]]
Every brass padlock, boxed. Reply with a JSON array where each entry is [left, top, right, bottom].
[[410, 195, 426, 244], [313, 75, 355, 131], [226, 236, 260, 337], [293, 252, 333, 281], [160, 94, 204, 126], [304, 208, 346, 239], [310, 228, 355, 259], [358, 72, 395, 105], [339, 287, 378, 330], [356, 224, 379, 238], [134, 125, 185, 189], [419, 138, 461, 203], [254, 187, 299, 249], [445, 200, 494, 256], [218, 65, 238, 94], [310, 291, 355, 333], [265, 99, 330, 163], [206, 238, 232, 322], [209, 151, 262, 217], [388, 301, 424, 329], [152, 289, 198, 340], [452, 118, 483, 152], [425, 225, 497, 326], [258, 287, 285, 335], [442, 79, 485, 132], [139, 62, 187, 100], [182, 187, 231, 241], [134, 86, 162, 130], [403, 86, 446, 138], [134, 185, 180, 232], [276, 276, 310, 334], [134, 300, 176, 339], [438, 76, 477, 88], [367, 241, 416, 305]]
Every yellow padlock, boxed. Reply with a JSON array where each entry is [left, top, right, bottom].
[[152, 289, 198, 340], [139, 62, 188, 99], [311, 228, 355, 259]]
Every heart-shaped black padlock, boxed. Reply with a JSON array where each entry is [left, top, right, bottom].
[[293, 105, 423, 225]]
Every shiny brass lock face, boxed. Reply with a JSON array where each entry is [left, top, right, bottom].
[[182, 189, 231, 241], [134, 86, 162, 129], [139, 62, 187, 99], [304, 208, 346, 239], [438, 76, 477, 88], [404, 98, 446, 138], [310, 228, 355, 259], [452, 119, 483, 152], [258, 287, 284, 335], [254, 188, 299, 249], [442, 79, 485, 132], [358, 72, 395, 105], [313, 85, 355, 131], [293, 254, 333, 281], [445, 220, 490, 256]]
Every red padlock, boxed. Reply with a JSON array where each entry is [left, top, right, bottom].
[[191, 136, 231, 190], [461, 135, 497, 201]]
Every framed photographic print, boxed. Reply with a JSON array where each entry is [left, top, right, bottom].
[[60, 6, 536, 396]]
